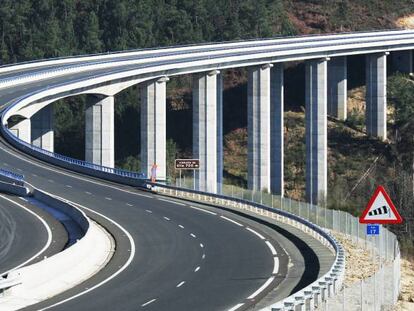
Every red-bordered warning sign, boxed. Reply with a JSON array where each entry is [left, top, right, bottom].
[[359, 185, 403, 224]]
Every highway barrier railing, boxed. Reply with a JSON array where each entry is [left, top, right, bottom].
[[151, 183, 346, 311]]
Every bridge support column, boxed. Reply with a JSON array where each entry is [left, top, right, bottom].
[[140, 77, 168, 181], [328, 56, 347, 120], [306, 59, 328, 205], [31, 105, 54, 152], [193, 70, 221, 193], [85, 96, 115, 168], [392, 50, 413, 74], [217, 73, 224, 193], [9, 118, 31, 144], [248, 64, 272, 192], [271, 63, 284, 196], [366, 53, 387, 140]]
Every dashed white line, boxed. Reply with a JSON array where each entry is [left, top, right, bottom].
[[194, 266, 200, 272], [85, 191, 92, 195], [247, 276, 275, 300], [31, 173, 38, 177], [105, 197, 112, 201], [141, 299, 157, 307], [135, 193, 153, 198], [265, 241, 277, 256], [190, 233, 196, 238], [66, 184, 72, 188], [199, 243, 204, 248], [48, 179, 54, 183], [126, 203, 133, 207], [178, 224, 184, 229], [202, 254, 206, 259], [273, 257, 280, 274], [176, 281, 185, 288], [188, 205, 217, 215], [246, 227, 266, 240], [16, 168, 22, 172], [145, 210, 152, 213], [220, 215, 243, 226], [163, 216, 170, 221], [228, 303, 245, 311]]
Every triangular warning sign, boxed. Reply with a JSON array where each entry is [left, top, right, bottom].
[[359, 185, 403, 224]]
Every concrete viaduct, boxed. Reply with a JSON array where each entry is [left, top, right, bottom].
[[3, 30, 414, 205]]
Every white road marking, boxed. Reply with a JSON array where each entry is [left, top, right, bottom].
[[141, 299, 156, 307], [126, 203, 133, 207], [105, 197, 112, 201], [3, 163, 8, 166], [157, 197, 186, 206], [188, 205, 217, 215], [199, 243, 204, 248], [228, 303, 245, 311], [85, 191, 92, 195], [163, 216, 170, 221], [176, 281, 185, 288], [273, 257, 279, 274], [134, 192, 153, 198], [247, 276, 275, 300], [145, 210, 152, 213], [265, 241, 277, 256], [0, 195, 52, 275], [202, 254, 206, 259], [178, 224, 184, 229], [38, 192, 136, 310], [190, 233, 196, 238], [19, 197, 28, 202], [66, 184, 72, 188], [32, 173, 38, 177], [17, 168, 22, 172], [220, 215, 243, 226], [194, 266, 200, 272], [48, 179, 54, 183], [246, 227, 266, 240]]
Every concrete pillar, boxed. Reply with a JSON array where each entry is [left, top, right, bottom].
[[392, 50, 413, 74], [270, 63, 284, 196], [140, 77, 168, 181], [85, 96, 115, 168], [248, 64, 272, 192], [366, 53, 387, 140], [327, 56, 347, 120], [31, 105, 54, 152], [193, 70, 221, 193], [9, 118, 31, 144], [217, 73, 224, 193], [305, 59, 328, 205]]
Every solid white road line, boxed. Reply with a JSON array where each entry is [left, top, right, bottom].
[[176, 281, 185, 288], [19, 197, 28, 202], [38, 191, 136, 311], [157, 197, 186, 206], [220, 215, 243, 227], [246, 227, 266, 240], [247, 276, 275, 300], [0, 195, 52, 275], [188, 205, 217, 215], [190, 233, 196, 238], [273, 257, 279, 274], [141, 299, 156, 307], [265, 241, 277, 256], [228, 303, 245, 311], [194, 266, 200, 272]]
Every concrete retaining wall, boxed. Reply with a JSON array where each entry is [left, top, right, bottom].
[[0, 181, 30, 197]]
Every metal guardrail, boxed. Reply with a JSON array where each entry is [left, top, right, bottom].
[[0, 168, 24, 181], [151, 183, 346, 310], [0, 126, 145, 180]]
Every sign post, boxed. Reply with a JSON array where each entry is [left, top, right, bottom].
[[175, 159, 200, 190]]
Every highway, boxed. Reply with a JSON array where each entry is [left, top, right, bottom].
[[0, 31, 373, 310]]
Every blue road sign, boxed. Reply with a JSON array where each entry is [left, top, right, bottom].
[[366, 224, 380, 235]]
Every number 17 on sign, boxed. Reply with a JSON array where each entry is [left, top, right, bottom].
[[366, 224, 380, 235]]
